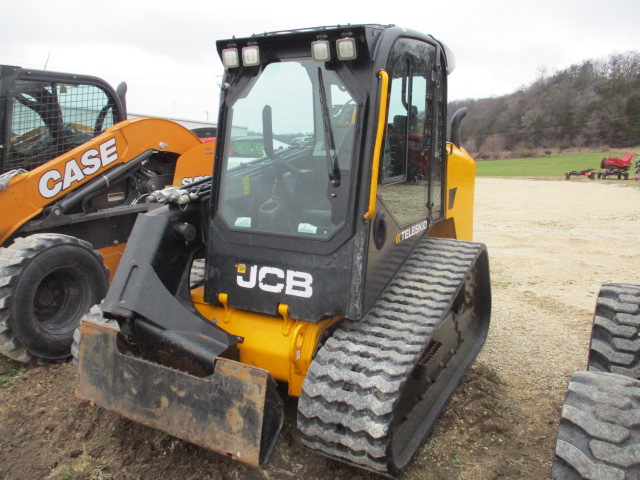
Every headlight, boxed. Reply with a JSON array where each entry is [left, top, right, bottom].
[[311, 40, 331, 62], [336, 38, 356, 61], [221, 48, 240, 69]]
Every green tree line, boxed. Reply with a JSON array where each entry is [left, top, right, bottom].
[[448, 51, 640, 159]]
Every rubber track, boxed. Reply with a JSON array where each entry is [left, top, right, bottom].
[[297, 237, 485, 474], [0, 234, 105, 362], [551, 371, 640, 480], [589, 284, 640, 379]]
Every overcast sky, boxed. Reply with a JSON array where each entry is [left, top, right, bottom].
[[2, 0, 638, 123]]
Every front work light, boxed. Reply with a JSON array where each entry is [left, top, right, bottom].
[[312, 40, 331, 62], [222, 48, 240, 68], [242, 46, 261, 67], [336, 38, 357, 61]]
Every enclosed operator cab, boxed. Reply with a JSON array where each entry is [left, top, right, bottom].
[[208, 25, 473, 322]]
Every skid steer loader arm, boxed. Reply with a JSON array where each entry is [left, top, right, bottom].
[[75, 200, 284, 466]]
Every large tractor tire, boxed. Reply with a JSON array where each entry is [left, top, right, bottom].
[[588, 284, 640, 379], [0, 234, 109, 362], [551, 371, 640, 480]]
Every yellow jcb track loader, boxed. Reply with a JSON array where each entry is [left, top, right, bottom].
[[0, 65, 212, 362], [76, 25, 491, 476]]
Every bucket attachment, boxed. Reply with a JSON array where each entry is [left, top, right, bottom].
[[76, 320, 284, 467]]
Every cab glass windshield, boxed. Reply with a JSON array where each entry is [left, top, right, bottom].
[[218, 60, 355, 240]]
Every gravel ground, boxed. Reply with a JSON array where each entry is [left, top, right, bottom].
[[0, 177, 639, 480], [475, 177, 640, 390]]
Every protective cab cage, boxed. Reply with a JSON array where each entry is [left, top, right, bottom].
[[0, 65, 126, 174]]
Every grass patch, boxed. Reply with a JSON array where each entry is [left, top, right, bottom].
[[475, 152, 632, 177], [45, 451, 112, 480], [0, 361, 23, 389]]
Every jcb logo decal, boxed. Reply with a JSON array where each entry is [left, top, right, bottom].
[[38, 138, 119, 199], [236, 263, 313, 298]]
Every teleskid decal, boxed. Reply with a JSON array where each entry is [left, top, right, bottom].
[[38, 138, 119, 199], [395, 220, 429, 244], [236, 263, 313, 298]]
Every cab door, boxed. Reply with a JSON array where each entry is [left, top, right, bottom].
[[363, 37, 448, 310], [377, 37, 446, 233]]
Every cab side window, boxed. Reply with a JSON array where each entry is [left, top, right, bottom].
[[378, 38, 443, 228], [381, 57, 410, 183]]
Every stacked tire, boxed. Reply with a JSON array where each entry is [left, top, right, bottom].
[[551, 284, 640, 479]]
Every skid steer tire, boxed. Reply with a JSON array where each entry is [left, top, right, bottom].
[[551, 371, 640, 480], [588, 284, 640, 379], [0, 234, 109, 362]]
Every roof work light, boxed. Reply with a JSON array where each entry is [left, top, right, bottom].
[[222, 33, 358, 69], [336, 38, 357, 60], [242, 45, 261, 67], [311, 40, 331, 62], [221, 48, 240, 68]]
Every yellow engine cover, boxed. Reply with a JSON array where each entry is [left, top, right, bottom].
[[191, 288, 339, 397]]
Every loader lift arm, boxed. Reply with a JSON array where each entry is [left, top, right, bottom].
[[76, 196, 284, 467], [100, 200, 240, 375]]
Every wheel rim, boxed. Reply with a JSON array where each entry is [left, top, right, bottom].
[[32, 267, 90, 335]]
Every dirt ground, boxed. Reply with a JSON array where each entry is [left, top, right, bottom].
[[1, 177, 639, 480]]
